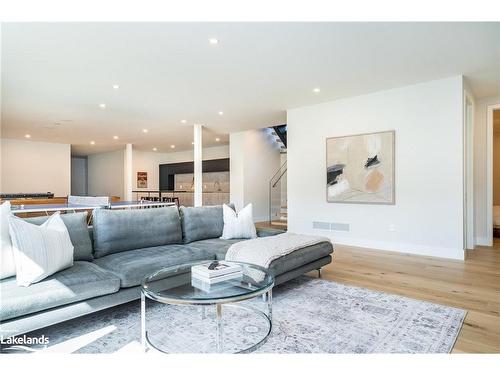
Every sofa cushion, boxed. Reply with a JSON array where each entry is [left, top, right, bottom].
[[92, 206, 182, 258], [188, 238, 246, 260], [25, 212, 93, 261], [256, 227, 286, 237], [93, 244, 214, 287], [0, 261, 120, 321], [180, 204, 234, 243]]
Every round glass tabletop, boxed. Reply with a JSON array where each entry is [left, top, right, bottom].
[[141, 260, 274, 304]]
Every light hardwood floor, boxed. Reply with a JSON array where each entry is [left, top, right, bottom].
[[301, 241, 500, 353]]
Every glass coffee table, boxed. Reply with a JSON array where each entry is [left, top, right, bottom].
[[141, 260, 274, 353]]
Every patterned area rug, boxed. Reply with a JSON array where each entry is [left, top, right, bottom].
[[2, 276, 466, 354]]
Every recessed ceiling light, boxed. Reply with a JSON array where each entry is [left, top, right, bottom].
[[181, 119, 187, 124], [218, 111, 224, 115], [112, 84, 120, 90], [215, 137, 220, 142], [113, 135, 119, 140], [142, 129, 148, 133], [170, 145, 176, 149], [152, 147, 157, 151], [209, 38, 219, 45], [99, 103, 106, 109], [313, 88, 320, 93], [90, 141, 95, 145], [24, 134, 31, 138]]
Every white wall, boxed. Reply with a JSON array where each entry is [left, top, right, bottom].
[[229, 137, 245, 210], [87, 149, 125, 198], [123, 144, 133, 201], [474, 95, 500, 245], [462, 79, 476, 250], [1, 138, 71, 197], [71, 156, 87, 195], [287, 76, 465, 260], [132, 145, 229, 192], [230, 129, 281, 222]]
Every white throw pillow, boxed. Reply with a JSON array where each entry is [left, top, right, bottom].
[[9, 212, 74, 287], [221, 203, 257, 240], [1, 201, 16, 279]]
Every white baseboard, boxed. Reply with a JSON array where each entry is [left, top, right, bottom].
[[308, 231, 465, 261], [475, 236, 492, 246]]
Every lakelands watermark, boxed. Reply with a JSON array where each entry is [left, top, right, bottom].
[[1, 334, 49, 345], [1, 335, 49, 352]]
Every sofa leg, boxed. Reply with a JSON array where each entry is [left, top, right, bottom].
[[317, 268, 322, 278]]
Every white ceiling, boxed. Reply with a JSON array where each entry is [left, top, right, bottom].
[[2, 22, 499, 156]]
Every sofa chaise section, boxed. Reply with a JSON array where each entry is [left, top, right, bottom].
[[187, 237, 333, 285]]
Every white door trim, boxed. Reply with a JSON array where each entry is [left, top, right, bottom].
[[486, 104, 500, 246]]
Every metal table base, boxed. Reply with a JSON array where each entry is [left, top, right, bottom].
[[141, 288, 273, 354]]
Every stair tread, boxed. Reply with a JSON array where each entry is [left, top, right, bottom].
[[271, 221, 288, 227]]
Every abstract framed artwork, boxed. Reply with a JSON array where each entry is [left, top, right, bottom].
[[326, 130, 395, 204]]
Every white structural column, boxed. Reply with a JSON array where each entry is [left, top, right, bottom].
[[193, 124, 203, 207], [123, 143, 133, 201]]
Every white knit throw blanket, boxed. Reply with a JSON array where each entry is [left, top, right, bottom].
[[225, 232, 331, 268]]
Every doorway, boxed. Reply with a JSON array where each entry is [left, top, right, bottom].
[[489, 107, 500, 243], [71, 156, 88, 196]]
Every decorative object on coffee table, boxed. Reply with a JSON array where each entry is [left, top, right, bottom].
[[141, 260, 274, 353]]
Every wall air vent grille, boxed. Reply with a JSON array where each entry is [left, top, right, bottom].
[[331, 222, 350, 232], [312, 221, 330, 230], [312, 221, 350, 232]]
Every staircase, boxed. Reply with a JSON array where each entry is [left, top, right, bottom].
[[272, 204, 288, 229], [269, 125, 287, 229], [271, 124, 287, 152]]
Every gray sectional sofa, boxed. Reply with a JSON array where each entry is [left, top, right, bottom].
[[0, 205, 333, 338]]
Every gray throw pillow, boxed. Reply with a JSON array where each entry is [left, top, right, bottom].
[[25, 212, 93, 261], [180, 204, 235, 243]]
